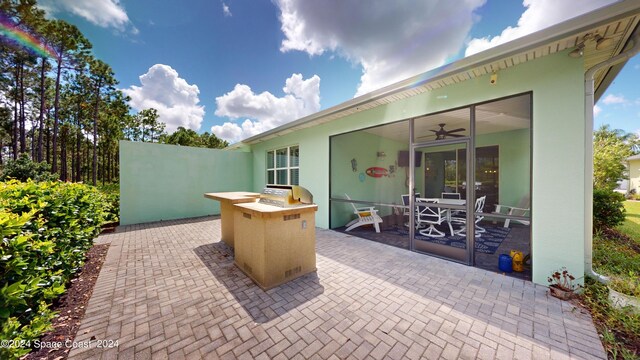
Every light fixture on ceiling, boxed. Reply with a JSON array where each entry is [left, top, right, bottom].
[[568, 33, 613, 57], [490, 72, 498, 85], [569, 43, 585, 58]]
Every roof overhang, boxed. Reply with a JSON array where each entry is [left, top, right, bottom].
[[228, 0, 640, 149]]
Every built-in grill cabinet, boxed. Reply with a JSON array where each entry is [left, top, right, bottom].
[[233, 185, 317, 290]]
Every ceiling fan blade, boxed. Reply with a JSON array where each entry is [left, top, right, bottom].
[[429, 129, 438, 133], [446, 128, 466, 133], [447, 133, 465, 138]]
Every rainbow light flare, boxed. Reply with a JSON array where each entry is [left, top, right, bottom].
[[0, 13, 57, 59]]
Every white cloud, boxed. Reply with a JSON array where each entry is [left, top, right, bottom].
[[123, 64, 205, 133], [222, 2, 232, 17], [275, 0, 486, 96], [593, 104, 602, 117], [602, 94, 627, 105], [212, 73, 320, 143], [38, 0, 135, 32], [465, 0, 615, 56]]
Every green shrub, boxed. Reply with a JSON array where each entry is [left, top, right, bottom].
[[593, 188, 626, 230], [0, 154, 58, 182], [97, 183, 120, 224], [0, 180, 108, 358]]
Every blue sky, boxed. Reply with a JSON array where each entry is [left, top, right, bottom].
[[38, 0, 639, 142]]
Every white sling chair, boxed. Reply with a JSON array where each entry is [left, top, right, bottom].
[[494, 195, 530, 228]]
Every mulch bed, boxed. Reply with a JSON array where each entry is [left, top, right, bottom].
[[25, 243, 110, 360], [599, 227, 640, 253], [575, 287, 640, 358], [573, 228, 640, 358]]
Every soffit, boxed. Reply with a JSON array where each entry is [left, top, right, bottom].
[[363, 94, 531, 143]]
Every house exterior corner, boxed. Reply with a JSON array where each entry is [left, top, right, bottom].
[[244, 50, 587, 286]]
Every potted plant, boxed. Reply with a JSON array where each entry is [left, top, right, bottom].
[[547, 267, 579, 300]]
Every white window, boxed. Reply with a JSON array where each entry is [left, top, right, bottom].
[[267, 145, 299, 185]]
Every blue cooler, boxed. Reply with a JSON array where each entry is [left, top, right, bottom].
[[498, 254, 513, 273]]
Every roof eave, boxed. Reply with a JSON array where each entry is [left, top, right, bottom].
[[228, 0, 640, 149], [594, 20, 640, 102]]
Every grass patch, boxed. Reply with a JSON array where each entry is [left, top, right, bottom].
[[619, 201, 640, 241], [594, 229, 640, 297], [595, 200, 640, 297]]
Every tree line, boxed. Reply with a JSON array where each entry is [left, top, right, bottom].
[[0, 0, 228, 186]]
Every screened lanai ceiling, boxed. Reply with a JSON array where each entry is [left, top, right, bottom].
[[232, 1, 639, 147], [364, 94, 531, 143]]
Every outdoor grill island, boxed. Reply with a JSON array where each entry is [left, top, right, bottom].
[[205, 186, 317, 290], [203, 192, 260, 247]]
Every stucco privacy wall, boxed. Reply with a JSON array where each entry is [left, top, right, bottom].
[[119, 141, 252, 225], [249, 50, 585, 285]]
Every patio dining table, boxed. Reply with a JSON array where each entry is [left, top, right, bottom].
[[437, 198, 466, 206]]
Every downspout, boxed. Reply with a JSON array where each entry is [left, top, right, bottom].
[[584, 35, 639, 283]]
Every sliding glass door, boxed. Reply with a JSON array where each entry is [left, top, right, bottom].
[[411, 140, 472, 263], [329, 121, 411, 250], [328, 93, 532, 277]]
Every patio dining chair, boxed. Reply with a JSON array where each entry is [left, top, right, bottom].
[[401, 193, 420, 227], [451, 195, 486, 237], [344, 194, 383, 233], [415, 198, 453, 238], [441, 192, 461, 199]]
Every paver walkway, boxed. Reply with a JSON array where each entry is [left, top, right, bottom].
[[69, 216, 606, 359]]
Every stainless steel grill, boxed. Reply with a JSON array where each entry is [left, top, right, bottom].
[[258, 185, 314, 208]]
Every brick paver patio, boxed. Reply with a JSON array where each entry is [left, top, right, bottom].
[[69, 216, 605, 359]]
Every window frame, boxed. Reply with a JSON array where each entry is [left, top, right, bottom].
[[266, 145, 299, 185]]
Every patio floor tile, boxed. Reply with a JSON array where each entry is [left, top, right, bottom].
[[69, 216, 606, 359]]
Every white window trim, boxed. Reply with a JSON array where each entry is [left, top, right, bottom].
[[267, 145, 299, 185]]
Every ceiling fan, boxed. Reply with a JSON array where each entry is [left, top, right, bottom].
[[430, 123, 466, 140]]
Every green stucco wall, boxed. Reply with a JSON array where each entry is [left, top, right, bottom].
[[329, 130, 411, 227], [249, 50, 586, 285], [119, 141, 253, 225], [478, 128, 530, 207], [328, 128, 530, 228]]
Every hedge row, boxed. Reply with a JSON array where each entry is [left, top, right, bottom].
[[0, 180, 108, 359]]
